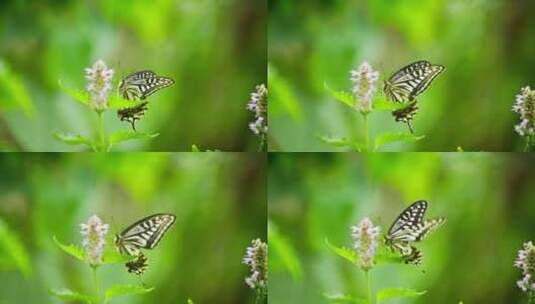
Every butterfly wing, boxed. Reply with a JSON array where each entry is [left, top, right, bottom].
[[414, 217, 446, 241], [410, 64, 444, 99], [384, 61, 444, 103], [138, 76, 174, 99], [387, 200, 428, 240], [116, 213, 176, 256], [119, 70, 174, 100]]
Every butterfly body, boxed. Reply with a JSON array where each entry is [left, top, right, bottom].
[[384, 200, 445, 265]]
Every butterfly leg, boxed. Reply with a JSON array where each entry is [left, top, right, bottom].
[[406, 120, 414, 134]]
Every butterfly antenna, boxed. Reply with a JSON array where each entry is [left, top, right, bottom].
[[110, 216, 120, 237]]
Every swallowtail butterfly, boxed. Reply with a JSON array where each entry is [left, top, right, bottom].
[[384, 200, 445, 265], [117, 70, 174, 130], [118, 70, 174, 101], [115, 213, 176, 257], [384, 61, 444, 103], [384, 61, 444, 133]]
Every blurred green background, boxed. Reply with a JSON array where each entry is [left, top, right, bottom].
[[268, 0, 535, 151], [0, 0, 266, 151], [269, 153, 535, 303], [0, 152, 266, 303]]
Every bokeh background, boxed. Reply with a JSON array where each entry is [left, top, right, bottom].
[[0, 153, 266, 303], [268, 0, 535, 151], [269, 153, 535, 303], [0, 0, 266, 151]]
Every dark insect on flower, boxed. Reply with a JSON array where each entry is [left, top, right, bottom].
[[392, 101, 419, 133], [125, 253, 148, 275], [384, 200, 445, 265], [384, 60, 444, 132], [119, 70, 174, 101], [117, 102, 149, 131]]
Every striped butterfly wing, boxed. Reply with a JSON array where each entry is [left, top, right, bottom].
[[384, 61, 444, 103], [119, 70, 175, 101], [387, 200, 428, 241], [116, 213, 176, 256], [385, 201, 445, 265]]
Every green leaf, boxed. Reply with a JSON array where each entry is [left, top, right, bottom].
[[323, 292, 368, 303], [269, 221, 303, 280], [0, 59, 34, 115], [53, 132, 94, 148], [374, 132, 425, 150], [102, 246, 131, 265], [269, 64, 303, 122], [457, 146, 464, 152], [52, 235, 85, 261], [187, 299, 195, 304], [0, 219, 32, 277], [375, 245, 404, 265], [104, 284, 154, 302], [109, 130, 159, 145], [324, 238, 357, 264], [191, 145, 200, 152], [324, 82, 356, 109], [318, 135, 366, 151], [49, 288, 95, 304], [372, 99, 407, 111], [108, 94, 139, 110], [58, 79, 90, 106], [376, 288, 426, 303]]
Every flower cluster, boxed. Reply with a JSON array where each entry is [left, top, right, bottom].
[[514, 241, 535, 292], [243, 238, 268, 292], [85, 59, 114, 112], [351, 217, 380, 271], [80, 215, 109, 267], [247, 84, 268, 136], [512, 86, 535, 137], [350, 62, 380, 114]]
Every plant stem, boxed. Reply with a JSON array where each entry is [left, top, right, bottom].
[[525, 135, 534, 152], [362, 113, 370, 152], [258, 134, 266, 152], [254, 289, 266, 304], [96, 112, 106, 152], [365, 270, 373, 304], [92, 266, 100, 304]]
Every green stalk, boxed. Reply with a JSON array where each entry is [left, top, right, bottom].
[[258, 134, 266, 152], [92, 266, 100, 303], [96, 112, 106, 152], [362, 113, 370, 152], [365, 270, 373, 304], [525, 135, 534, 152], [254, 289, 266, 304]]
